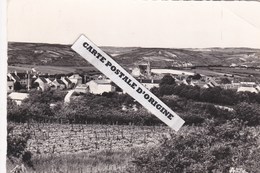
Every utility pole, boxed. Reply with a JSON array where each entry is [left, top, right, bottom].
[[147, 58, 151, 78], [27, 70, 30, 91]]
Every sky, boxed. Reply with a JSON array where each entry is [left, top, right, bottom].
[[7, 0, 260, 48]]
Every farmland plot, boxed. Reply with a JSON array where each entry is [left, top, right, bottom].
[[9, 123, 176, 172], [11, 123, 171, 155]]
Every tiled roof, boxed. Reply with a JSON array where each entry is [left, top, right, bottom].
[[39, 77, 47, 83], [94, 80, 111, 85], [65, 78, 72, 84], [10, 73, 20, 81], [69, 74, 82, 79], [7, 76, 12, 81], [45, 78, 54, 83], [56, 79, 65, 85]]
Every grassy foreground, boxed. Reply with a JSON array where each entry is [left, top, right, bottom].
[[7, 149, 137, 173]]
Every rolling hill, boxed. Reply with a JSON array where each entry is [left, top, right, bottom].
[[8, 42, 260, 68]]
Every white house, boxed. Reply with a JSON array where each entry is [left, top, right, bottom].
[[240, 82, 256, 87], [8, 92, 29, 105], [64, 90, 76, 103], [69, 74, 82, 85], [230, 63, 237, 68], [237, 87, 259, 93], [131, 67, 142, 77], [139, 79, 160, 90], [86, 79, 116, 94], [33, 77, 49, 91], [74, 84, 89, 93], [61, 77, 73, 89], [45, 78, 53, 85], [50, 79, 66, 90]]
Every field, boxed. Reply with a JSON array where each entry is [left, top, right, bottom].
[[8, 123, 177, 172], [187, 66, 260, 78], [8, 65, 98, 74]]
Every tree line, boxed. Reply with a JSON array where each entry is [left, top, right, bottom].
[[7, 81, 260, 127], [151, 74, 260, 106]]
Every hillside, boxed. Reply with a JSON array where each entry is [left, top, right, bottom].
[[8, 42, 260, 68]]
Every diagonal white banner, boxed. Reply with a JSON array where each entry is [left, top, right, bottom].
[[71, 35, 185, 131]]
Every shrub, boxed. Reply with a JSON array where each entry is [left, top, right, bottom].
[[181, 113, 205, 126], [129, 119, 260, 173], [160, 74, 175, 86], [7, 124, 33, 168], [234, 102, 260, 126]]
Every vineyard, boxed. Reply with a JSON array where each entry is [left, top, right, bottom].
[[8, 123, 178, 172], [12, 123, 172, 155]]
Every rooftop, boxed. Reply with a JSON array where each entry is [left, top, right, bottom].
[[93, 80, 112, 85], [8, 92, 29, 100]]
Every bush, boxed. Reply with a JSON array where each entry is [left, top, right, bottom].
[[129, 120, 260, 173], [181, 113, 205, 126], [234, 102, 260, 126], [7, 124, 33, 168], [160, 74, 175, 86]]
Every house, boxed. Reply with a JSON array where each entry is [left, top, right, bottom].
[[137, 79, 160, 90], [240, 82, 256, 87], [45, 78, 55, 90], [240, 64, 248, 68], [45, 78, 53, 85], [64, 90, 76, 103], [7, 72, 34, 91], [74, 84, 89, 93], [230, 63, 237, 68], [221, 84, 234, 90], [194, 77, 219, 88], [86, 79, 116, 94], [33, 77, 49, 91], [237, 87, 259, 93], [202, 84, 211, 89], [50, 79, 66, 90], [205, 77, 219, 86], [61, 77, 73, 89], [7, 80, 14, 93], [82, 74, 89, 84], [16, 73, 29, 86], [255, 85, 260, 91], [69, 74, 82, 85], [142, 79, 160, 90], [182, 79, 196, 86], [7, 72, 20, 83], [192, 80, 207, 88], [131, 67, 142, 77], [8, 92, 29, 105]]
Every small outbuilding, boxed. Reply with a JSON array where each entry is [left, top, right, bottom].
[[8, 92, 29, 105]]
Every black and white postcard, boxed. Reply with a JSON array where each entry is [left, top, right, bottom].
[[2, 0, 260, 172]]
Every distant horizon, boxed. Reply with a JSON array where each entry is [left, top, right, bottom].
[[8, 41, 260, 50]]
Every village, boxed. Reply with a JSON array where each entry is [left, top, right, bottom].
[[7, 60, 260, 106]]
